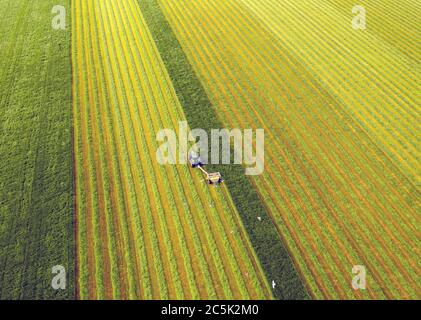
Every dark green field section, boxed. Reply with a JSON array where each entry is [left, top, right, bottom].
[[138, 0, 309, 300], [0, 0, 74, 299]]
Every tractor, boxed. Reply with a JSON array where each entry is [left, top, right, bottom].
[[188, 152, 223, 185]]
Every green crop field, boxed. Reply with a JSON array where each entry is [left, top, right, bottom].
[[0, 0, 74, 299], [0, 0, 419, 301]]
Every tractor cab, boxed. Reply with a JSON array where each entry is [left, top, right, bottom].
[[188, 152, 203, 168]]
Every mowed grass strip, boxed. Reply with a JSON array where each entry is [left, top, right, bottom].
[[0, 0, 74, 299], [73, 0, 271, 299], [158, 0, 420, 299]]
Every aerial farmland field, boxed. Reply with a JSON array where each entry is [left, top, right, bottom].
[[0, 0, 419, 305]]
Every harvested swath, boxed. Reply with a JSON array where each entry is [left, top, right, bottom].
[[73, 0, 271, 299], [159, 0, 420, 299]]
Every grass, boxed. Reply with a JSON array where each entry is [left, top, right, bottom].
[[0, 0, 74, 299]]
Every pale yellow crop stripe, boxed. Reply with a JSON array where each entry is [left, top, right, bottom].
[[72, 0, 272, 299]]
